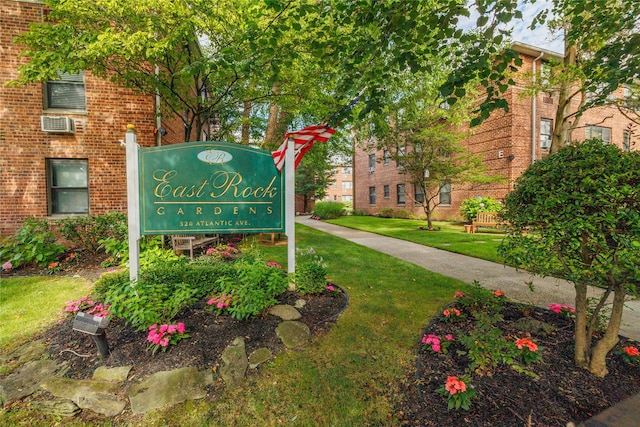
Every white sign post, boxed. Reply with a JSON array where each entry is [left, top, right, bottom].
[[125, 124, 141, 281], [285, 137, 296, 286]]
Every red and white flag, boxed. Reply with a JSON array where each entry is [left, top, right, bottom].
[[272, 125, 336, 171]]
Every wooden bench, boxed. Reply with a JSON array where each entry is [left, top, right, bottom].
[[171, 234, 219, 259], [259, 232, 282, 245], [470, 212, 501, 233]]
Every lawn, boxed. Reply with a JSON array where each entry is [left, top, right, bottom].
[[0, 224, 468, 426], [327, 216, 505, 263], [0, 276, 93, 349]]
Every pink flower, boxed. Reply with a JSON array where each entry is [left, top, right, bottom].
[[326, 285, 335, 292], [149, 324, 158, 331], [493, 290, 505, 297], [625, 346, 640, 357], [177, 322, 185, 334], [454, 291, 464, 298], [2, 261, 12, 271], [267, 261, 282, 268], [160, 337, 169, 347], [167, 325, 178, 334], [445, 376, 467, 395], [515, 338, 538, 352], [445, 334, 454, 341], [159, 324, 168, 333], [443, 309, 451, 317]]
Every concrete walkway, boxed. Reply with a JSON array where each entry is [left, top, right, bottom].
[[296, 216, 640, 342]]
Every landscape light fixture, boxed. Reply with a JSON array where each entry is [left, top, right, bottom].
[[72, 312, 111, 358]]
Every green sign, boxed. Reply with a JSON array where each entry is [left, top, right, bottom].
[[139, 141, 284, 234]]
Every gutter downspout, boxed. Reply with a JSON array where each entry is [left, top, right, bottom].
[[531, 51, 544, 164], [155, 64, 162, 147]]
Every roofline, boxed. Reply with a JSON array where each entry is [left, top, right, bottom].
[[511, 41, 563, 61]]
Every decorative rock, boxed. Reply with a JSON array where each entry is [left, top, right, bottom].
[[92, 365, 132, 383], [275, 321, 310, 349], [0, 359, 67, 406], [248, 348, 273, 369], [220, 337, 248, 389], [40, 377, 125, 417], [128, 366, 212, 414], [0, 340, 47, 367], [31, 399, 81, 417], [294, 299, 307, 309], [268, 304, 302, 320], [513, 317, 556, 337]]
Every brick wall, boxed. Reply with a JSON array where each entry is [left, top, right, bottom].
[[0, 0, 159, 237], [353, 46, 637, 221]]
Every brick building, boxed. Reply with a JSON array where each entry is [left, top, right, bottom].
[[324, 164, 353, 205], [354, 42, 637, 220], [0, 0, 196, 237]]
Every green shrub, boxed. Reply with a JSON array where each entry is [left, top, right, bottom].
[[141, 260, 233, 299], [56, 212, 127, 251], [104, 279, 200, 331], [459, 197, 503, 223], [312, 201, 344, 219], [0, 217, 65, 268], [294, 247, 328, 295], [92, 269, 131, 300], [214, 257, 288, 320], [393, 209, 412, 219], [379, 207, 394, 218], [351, 210, 368, 216]]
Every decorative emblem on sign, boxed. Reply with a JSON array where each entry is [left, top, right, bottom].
[[197, 149, 233, 164]]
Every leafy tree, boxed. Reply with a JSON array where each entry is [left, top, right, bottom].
[[442, 0, 640, 153], [498, 140, 640, 377], [295, 144, 335, 213]]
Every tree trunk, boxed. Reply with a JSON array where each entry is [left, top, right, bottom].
[[574, 282, 589, 368], [587, 286, 625, 377], [241, 99, 252, 145], [550, 43, 577, 154]]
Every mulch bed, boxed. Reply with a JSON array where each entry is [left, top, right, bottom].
[[399, 303, 640, 426]]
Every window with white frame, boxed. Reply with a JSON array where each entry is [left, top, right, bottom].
[[439, 182, 451, 206], [623, 130, 631, 151], [368, 154, 376, 172], [47, 159, 89, 215], [383, 185, 390, 198], [585, 126, 611, 143], [342, 195, 353, 202], [44, 72, 87, 111], [369, 187, 376, 205], [383, 149, 390, 165], [397, 184, 405, 205], [540, 118, 552, 149], [342, 181, 352, 191], [396, 146, 406, 170]]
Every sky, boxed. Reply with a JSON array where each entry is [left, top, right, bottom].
[[460, 0, 564, 54]]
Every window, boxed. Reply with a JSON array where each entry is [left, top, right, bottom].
[[342, 181, 352, 191], [45, 72, 86, 111], [368, 187, 376, 205], [383, 185, 390, 199], [439, 182, 451, 206], [333, 195, 337, 201], [342, 166, 352, 175], [396, 146, 406, 170], [585, 126, 611, 143], [368, 154, 376, 172], [623, 130, 631, 152], [397, 184, 406, 205], [540, 118, 552, 149], [342, 195, 353, 202], [383, 150, 390, 165], [414, 186, 424, 206], [47, 159, 89, 214]]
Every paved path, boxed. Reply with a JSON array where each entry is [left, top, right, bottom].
[[296, 217, 640, 341]]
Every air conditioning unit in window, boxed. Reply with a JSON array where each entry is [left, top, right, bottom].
[[41, 116, 75, 134], [540, 137, 551, 150]]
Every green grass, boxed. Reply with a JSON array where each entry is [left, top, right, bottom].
[[1, 224, 469, 426], [327, 216, 505, 263], [0, 276, 93, 349]]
